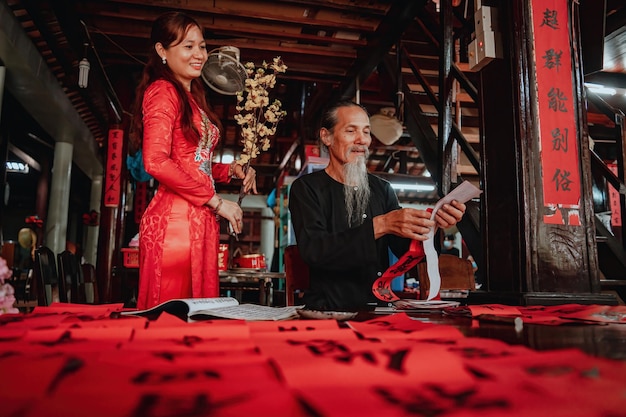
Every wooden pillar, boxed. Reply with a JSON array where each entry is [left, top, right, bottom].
[[0, 66, 6, 242], [472, 0, 616, 305], [45, 141, 73, 255]]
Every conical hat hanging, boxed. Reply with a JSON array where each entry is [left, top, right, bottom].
[[18, 228, 36, 249], [370, 107, 403, 145]]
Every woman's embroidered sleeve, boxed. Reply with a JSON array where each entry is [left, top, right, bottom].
[[142, 80, 217, 206]]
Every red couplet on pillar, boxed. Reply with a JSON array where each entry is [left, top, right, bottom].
[[134, 181, 148, 224], [608, 162, 622, 227], [104, 128, 124, 207], [531, 0, 582, 226]]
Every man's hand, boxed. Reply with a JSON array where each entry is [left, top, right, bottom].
[[373, 200, 466, 240], [373, 208, 435, 240], [435, 200, 466, 229]]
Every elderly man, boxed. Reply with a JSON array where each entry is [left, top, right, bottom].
[[289, 101, 466, 311]]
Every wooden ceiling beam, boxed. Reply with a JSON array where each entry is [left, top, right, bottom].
[[269, 0, 390, 15], [80, 9, 369, 47], [101, 0, 379, 32], [84, 18, 358, 59]]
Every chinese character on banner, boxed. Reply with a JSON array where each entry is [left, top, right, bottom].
[[532, 0, 582, 226], [104, 128, 124, 207], [134, 181, 148, 224]]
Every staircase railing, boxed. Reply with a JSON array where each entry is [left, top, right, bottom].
[[383, 8, 482, 262], [586, 89, 626, 291]]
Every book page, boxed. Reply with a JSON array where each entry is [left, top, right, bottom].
[[182, 297, 240, 312], [119, 297, 239, 319], [191, 304, 301, 321]]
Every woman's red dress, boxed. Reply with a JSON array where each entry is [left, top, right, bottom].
[[137, 80, 230, 309]]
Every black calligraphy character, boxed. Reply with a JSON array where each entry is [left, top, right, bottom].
[[381, 348, 410, 373], [288, 339, 350, 356], [334, 350, 377, 365], [389, 254, 420, 275], [552, 169, 573, 192], [548, 87, 568, 112], [278, 325, 315, 331], [542, 48, 562, 71], [130, 392, 249, 417], [540, 9, 559, 29], [132, 369, 220, 385], [551, 127, 568, 152], [374, 385, 510, 415], [170, 335, 210, 348]]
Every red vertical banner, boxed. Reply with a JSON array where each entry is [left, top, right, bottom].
[[134, 181, 148, 224], [104, 128, 124, 207], [531, 0, 582, 226], [608, 162, 622, 228]]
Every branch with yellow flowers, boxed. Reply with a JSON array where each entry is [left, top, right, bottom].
[[233, 57, 287, 205]]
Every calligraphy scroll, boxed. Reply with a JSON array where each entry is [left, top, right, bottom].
[[372, 181, 482, 302], [531, 0, 582, 225], [134, 180, 148, 224], [608, 162, 622, 228], [372, 240, 425, 303], [104, 128, 124, 207]]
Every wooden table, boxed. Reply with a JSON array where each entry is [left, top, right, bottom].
[[395, 311, 626, 361], [219, 269, 285, 306]]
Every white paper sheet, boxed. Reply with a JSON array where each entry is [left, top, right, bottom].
[[424, 181, 483, 300]]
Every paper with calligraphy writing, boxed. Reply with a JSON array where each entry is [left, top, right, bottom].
[[2, 303, 626, 417], [372, 181, 482, 302], [531, 0, 582, 225], [104, 128, 124, 207]]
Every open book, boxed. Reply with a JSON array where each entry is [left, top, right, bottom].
[[119, 297, 301, 322]]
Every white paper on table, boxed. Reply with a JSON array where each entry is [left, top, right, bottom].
[[423, 181, 482, 300]]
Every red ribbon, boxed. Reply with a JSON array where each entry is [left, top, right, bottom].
[[25, 215, 43, 228], [372, 240, 425, 302]]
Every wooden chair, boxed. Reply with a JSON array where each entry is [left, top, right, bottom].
[[417, 254, 475, 300], [81, 263, 99, 304], [57, 251, 85, 303], [33, 246, 62, 305], [283, 245, 310, 306]]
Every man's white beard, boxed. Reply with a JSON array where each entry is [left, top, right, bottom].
[[343, 151, 370, 227]]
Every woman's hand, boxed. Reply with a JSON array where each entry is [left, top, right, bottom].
[[218, 199, 244, 234], [232, 163, 258, 194], [207, 195, 244, 234]]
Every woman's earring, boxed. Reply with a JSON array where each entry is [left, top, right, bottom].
[[162, 56, 167, 65]]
